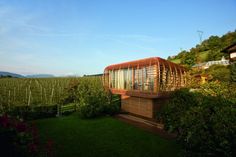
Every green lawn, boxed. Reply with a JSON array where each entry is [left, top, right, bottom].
[[34, 114, 181, 157], [170, 58, 181, 64], [199, 50, 209, 62]]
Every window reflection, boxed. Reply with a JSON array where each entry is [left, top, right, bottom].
[[108, 65, 156, 92], [105, 58, 186, 93]]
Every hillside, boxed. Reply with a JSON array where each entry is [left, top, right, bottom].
[[0, 71, 56, 78], [26, 74, 55, 78], [0, 71, 24, 78], [168, 30, 236, 66]]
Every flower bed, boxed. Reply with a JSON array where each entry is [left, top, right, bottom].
[[0, 114, 55, 157]]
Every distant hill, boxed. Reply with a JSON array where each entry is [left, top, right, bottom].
[[168, 30, 236, 67], [0, 71, 25, 78], [26, 74, 55, 78]]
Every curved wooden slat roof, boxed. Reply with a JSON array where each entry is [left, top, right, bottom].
[[104, 57, 185, 71]]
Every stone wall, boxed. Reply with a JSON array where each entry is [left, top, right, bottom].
[[121, 95, 169, 118]]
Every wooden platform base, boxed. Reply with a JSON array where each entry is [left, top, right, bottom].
[[121, 95, 169, 118]]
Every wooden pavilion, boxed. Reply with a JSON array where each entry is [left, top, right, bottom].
[[104, 57, 187, 118]]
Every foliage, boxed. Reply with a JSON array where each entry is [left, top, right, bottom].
[[184, 71, 201, 89], [0, 78, 73, 110], [199, 81, 236, 103], [168, 30, 236, 66], [230, 63, 236, 82], [199, 81, 228, 97], [8, 105, 57, 120], [207, 49, 223, 61], [205, 64, 230, 82], [157, 88, 198, 133], [62, 77, 120, 118], [179, 97, 235, 156], [0, 77, 120, 119], [103, 94, 121, 115], [159, 83, 236, 156], [181, 51, 196, 67], [0, 114, 55, 157]]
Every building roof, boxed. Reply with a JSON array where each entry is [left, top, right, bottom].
[[221, 42, 236, 53], [104, 57, 185, 71]]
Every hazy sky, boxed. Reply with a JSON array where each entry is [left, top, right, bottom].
[[0, 0, 235, 76]]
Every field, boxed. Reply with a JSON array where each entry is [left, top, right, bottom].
[[0, 78, 68, 107], [35, 114, 181, 157], [0, 77, 103, 111]]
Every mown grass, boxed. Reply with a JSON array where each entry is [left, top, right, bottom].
[[34, 114, 181, 157], [170, 58, 181, 64], [199, 51, 209, 62]]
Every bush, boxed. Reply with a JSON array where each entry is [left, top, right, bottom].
[[63, 77, 120, 118], [0, 114, 55, 157], [104, 95, 121, 116], [157, 88, 199, 133], [159, 85, 236, 156], [7, 105, 57, 120], [78, 101, 106, 118], [230, 63, 236, 82], [206, 64, 230, 82], [179, 96, 236, 156], [199, 81, 236, 104]]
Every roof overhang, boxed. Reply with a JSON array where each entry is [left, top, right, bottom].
[[104, 57, 186, 71]]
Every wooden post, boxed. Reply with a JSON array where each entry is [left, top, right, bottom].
[[8, 90, 11, 111], [155, 59, 159, 94], [132, 67, 135, 90], [51, 87, 54, 105], [27, 90, 31, 106]]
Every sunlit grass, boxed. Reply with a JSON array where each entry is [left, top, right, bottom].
[[34, 114, 181, 157]]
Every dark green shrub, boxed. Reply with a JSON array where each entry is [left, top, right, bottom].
[[159, 86, 236, 156], [77, 93, 121, 118], [0, 114, 55, 157], [78, 103, 104, 118], [179, 96, 236, 156], [61, 77, 121, 118], [104, 94, 121, 115], [206, 64, 230, 82], [230, 63, 236, 82], [7, 105, 57, 120], [158, 88, 198, 133], [199, 81, 236, 104]]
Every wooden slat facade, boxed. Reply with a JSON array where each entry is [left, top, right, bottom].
[[103, 57, 187, 118], [104, 57, 186, 98]]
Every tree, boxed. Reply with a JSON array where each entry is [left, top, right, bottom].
[[206, 36, 222, 50], [181, 51, 196, 66], [169, 30, 236, 65], [207, 49, 223, 61]]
